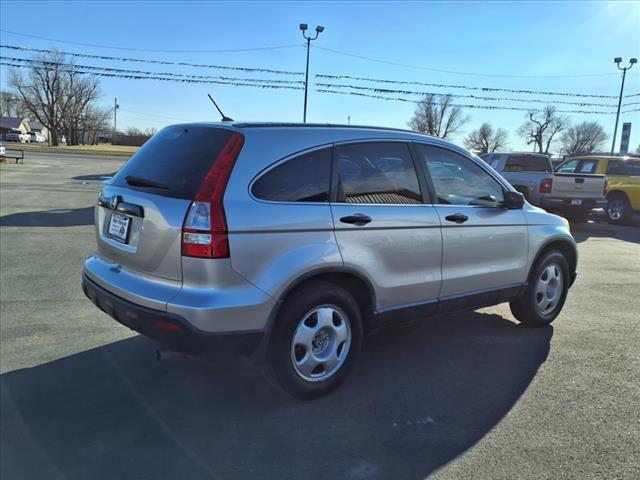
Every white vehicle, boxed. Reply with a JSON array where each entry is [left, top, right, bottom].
[[29, 132, 46, 143]]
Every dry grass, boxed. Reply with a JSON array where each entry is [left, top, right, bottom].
[[4, 143, 138, 157]]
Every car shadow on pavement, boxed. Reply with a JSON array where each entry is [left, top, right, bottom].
[[0, 206, 94, 227], [571, 221, 640, 244], [1, 312, 552, 480]]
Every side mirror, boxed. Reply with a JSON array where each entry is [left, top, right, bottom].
[[503, 191, 524, 209]]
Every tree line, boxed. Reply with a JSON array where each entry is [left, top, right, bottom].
[[1, 51, 110, 146], [407, 93, 627, 157]]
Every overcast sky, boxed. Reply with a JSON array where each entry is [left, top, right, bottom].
[[1, 0, 639, 152]]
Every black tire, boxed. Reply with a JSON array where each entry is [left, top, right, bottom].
[[510, 250, 570, 326], [265, 281, 363, 399], [606, 193, 632, 225]]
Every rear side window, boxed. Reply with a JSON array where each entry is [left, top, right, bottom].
[[607, 159, 640, 176], [335, 142, 422, 204], [252, 148, 332, 202], [505, 155, 552, 172], [110, 125, 235, 199]]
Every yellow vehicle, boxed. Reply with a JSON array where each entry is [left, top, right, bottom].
[[556, 156, 640, 224]]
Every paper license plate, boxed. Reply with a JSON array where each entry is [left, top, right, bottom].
[[108, 213, 131, 243]]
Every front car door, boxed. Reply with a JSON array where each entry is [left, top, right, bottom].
[[330, 141, 442, 321], [413, 143, 529, 309]]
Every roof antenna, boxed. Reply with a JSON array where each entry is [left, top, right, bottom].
[[208, 93, 234, 122]]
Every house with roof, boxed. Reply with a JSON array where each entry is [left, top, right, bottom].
[[0, 116, 31, 141]]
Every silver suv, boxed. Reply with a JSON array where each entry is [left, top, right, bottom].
[[82, 123, 577, 397]]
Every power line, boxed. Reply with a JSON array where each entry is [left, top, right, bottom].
[[6, 44, 634, 102], [5, 58, 637, 115], [316, 88, 638, 115], [1, 55, 304, 84], [315, 82, 620, 109], [0, 61, 304, 90], [0, 44, 304, 75], [314, 45, 624, 78], [0, 29, 303, 54], [316, 73, 626, 100]]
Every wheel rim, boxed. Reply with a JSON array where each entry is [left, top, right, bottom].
[[290, 305, 351, 382], [535, 263, 563, 316], [607, 199, 624, 220]]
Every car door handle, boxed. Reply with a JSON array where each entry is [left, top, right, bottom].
[[445, 213, 469, 224], [340, 214, 372, 226]]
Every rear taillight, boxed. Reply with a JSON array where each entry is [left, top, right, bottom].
[[540, 178, 553, 194], [603, 178, 609, 196], [182, 132, 244, 258]]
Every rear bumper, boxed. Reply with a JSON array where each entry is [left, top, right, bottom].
[[540, 197, 607, 210], [82, 274, 263, 355]]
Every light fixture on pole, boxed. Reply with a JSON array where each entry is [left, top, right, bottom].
[[300, 23, 324, 123], [611, 57, 637, 154]]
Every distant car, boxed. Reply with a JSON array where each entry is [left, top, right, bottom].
[[0, 143, 5, 158], [5, 129, 31, 143], [29, 131, 46, 143], [556, 155, 640, 224], [482, 152, 608, 220]]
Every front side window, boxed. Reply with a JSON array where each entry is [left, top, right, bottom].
[[416, 144, 505, 207], [252, 147, 331, 202], [335, 142, 422, 204]]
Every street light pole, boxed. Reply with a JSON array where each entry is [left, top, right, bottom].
[[300, 23, 324, 123], [611, 57, 637, 155]]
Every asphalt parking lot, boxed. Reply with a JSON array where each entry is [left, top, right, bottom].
[[1, 152, 639, 480]]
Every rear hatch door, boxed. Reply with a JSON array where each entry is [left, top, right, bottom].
[[96, 125, 237, 282]]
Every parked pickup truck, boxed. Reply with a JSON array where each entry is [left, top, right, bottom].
[[556, 155, 640, 224], [481, 152, 608, 218]]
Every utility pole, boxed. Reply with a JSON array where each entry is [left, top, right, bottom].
[[113, 98, 119, 145], [299, 23, 324, 123], [611, 57, 637, 155]]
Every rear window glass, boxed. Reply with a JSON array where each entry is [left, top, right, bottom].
[[110, 125, 235, 199], [505, 155, 552, 172], [252, 148, 332, 202]]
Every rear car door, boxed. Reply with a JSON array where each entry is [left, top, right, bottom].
[[414, 144, 529, 305], [330, 141, 442, 315]]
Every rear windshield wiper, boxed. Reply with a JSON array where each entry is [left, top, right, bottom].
[[125, 175, 169, 190]]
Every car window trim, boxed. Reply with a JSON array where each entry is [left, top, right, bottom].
[[248, 143, 335, 205], [414, 142, 512, 208], [330, 139, 428, 205]]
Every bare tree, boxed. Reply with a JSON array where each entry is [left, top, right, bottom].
[[56, 62, 103, 145], [559, 121, 607, 156], [10, 51, 66, 146], [0, 91, 29, 118], [408, 94, 468, 139], [464, 122, 508, 154], [81, 106, 111, 145], [9, 51, 106, 146], [517, 106, 569, 154]]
